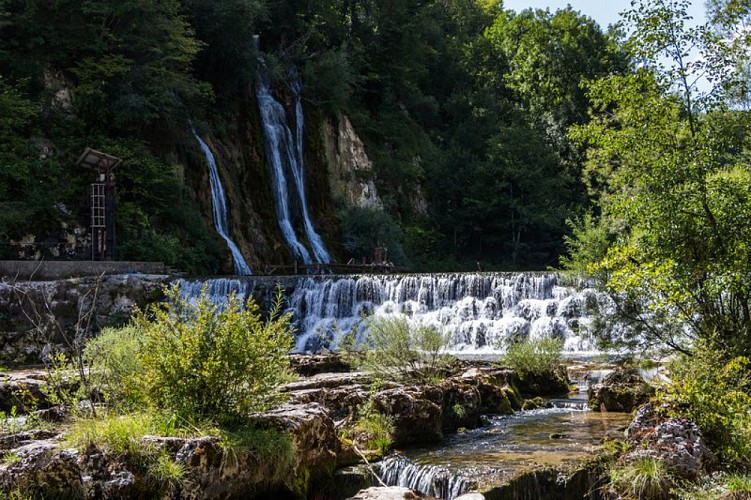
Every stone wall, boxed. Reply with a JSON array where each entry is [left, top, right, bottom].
[[0, 261, 170, 281], [0, 274, 169, 366]]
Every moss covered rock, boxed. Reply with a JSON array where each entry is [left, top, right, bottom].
[[589, 369, 655, 412]]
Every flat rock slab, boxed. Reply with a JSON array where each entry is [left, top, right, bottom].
[[348, 486, 434, 499]]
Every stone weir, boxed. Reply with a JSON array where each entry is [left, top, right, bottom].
[[178, 272, 614, 356]]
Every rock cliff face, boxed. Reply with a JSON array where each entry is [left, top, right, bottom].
[[324, 115, 382, 210], [0, 275, 168, 366], [187, 104, 395, 272]]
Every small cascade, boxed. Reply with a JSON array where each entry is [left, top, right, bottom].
[[254, 39, 330, 264], [376, 455, 473, 500], [177, 272, 614, 355], [192, 129, 252, 276]]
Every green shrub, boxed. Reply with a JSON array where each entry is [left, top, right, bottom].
[[1, 451, 21, 465], [608, 457, 675, 500], [132, 285, 296, 425], [665, 347, 751, 464], [360, 316, 454, 383], [352, 397, 394, 454], [499, 337, 564, 378], [84, 326, 148, 410]]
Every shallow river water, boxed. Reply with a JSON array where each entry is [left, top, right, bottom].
[[376, 392, 632, 499]]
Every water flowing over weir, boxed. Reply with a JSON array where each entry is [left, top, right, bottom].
[[192, 130, 252, 276], [376, 456, 473, 499], [254, 39, 331, 264], [178, 272, 612, 355]]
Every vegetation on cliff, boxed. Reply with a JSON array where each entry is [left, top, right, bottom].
[[0, 0, 627, 271]]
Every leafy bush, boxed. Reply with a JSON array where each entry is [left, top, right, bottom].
[[499, 337, 564, 378], [84, 286, 296, 425], [665, 347, 751, 464], [350, 396, 394, 454], [608, 457, 675, 500], [84, 326, 148, 410], [131, 286, 296, 425], [360, 316, 453, 383]]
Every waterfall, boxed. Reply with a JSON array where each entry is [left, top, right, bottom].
[[291, 77, 331, 264], [255, 41, 330, 264], [376, 455, 473, 500], [177, 272, 612, 355], [192, 129, 252, 276]]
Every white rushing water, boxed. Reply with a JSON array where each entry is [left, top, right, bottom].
[[192, 129, 252, 276], [178, 272, 613, 355], [255, 40, 331, 264], [376, 456, 473, 499]]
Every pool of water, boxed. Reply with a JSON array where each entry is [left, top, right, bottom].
[[379, 392, 632, 498]]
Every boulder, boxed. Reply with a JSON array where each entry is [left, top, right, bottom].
[[512, 367, 571, 396], [0, 370, 52, 413], [624, 402, 712, 479], [374, 386, 444, 446], [459, 368, 520, 413], [347, 486, 429, 499], [589, 369, 655, 412], [440, 381, 481, 431], [289, 353, 352, 376], [250, 402, 339, 488], [0, 439, 84, 498]]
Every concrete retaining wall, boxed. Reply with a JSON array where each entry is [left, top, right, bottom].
[[0, 261, 170, 281]]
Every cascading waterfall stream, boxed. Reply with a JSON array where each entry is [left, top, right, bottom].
[[192, 129, 252, 276], [178, 272, 616, 355], [376, 456, 473, 500], [254, 37, 331, 264], [291, 77, 331, 264]]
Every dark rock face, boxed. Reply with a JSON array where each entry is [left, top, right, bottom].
[[0, 370, 52, 413], [512, 367, 571, 397], [588, 369, 655, 412], [0, 275, 168, 366], [624, 402, 712, 479], [289, 353, 352, 376], [374, 386, 444, 446], [482, 463, 604, 500]]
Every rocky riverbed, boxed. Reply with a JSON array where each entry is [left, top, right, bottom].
[[0, 357, 696, 500]]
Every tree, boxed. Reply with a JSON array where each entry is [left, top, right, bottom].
[[569, 0, 751, 356]]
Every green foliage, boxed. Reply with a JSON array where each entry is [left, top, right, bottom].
[[665, 347, 751, 464], [1, 451, 21, 466], [132, 286, 295, 425], [608, 456, 675, 500], [499, 337, 564, 378], [351, 396, 394, 454], [559, 213, 611, 279], [360, 316, 453, 384], [568, 0, 751, 357], [339, 207, 407, 266], [218, 425, 296, 488], [84, 326, 148, 411], [64, 411, 200, 490], [64, 412, 182, 458]]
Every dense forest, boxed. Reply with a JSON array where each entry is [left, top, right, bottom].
[[0, 0, 748, 275], [0, 0, 627, 272]]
